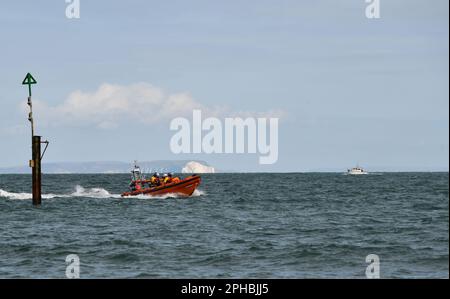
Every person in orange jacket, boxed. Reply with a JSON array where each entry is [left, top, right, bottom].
[[163, 173, 173, 184]]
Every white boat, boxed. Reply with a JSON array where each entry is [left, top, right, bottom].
[[347, 166, 368, 175]]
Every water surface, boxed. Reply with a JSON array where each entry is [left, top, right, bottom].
[[0, 173, 448, 278]]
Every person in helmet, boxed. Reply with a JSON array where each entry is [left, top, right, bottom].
[[163, 173, 173, 184], [129, 181, 136, 191], [150, 172, 161, 186]]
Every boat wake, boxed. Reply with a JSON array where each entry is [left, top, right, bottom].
[[0, 185, 206, 200], [0, 189, 63, 200], [71, 185, 122, 199], [121, 188, 206, 199], [192, 189, 206, 197]]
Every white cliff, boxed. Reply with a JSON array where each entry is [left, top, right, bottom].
[[182, 161, 215, 174]]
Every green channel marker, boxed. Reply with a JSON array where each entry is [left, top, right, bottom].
[[22, 73, 37, 97]]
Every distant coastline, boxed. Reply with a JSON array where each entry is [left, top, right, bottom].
[[0, 160, 216, 174], [0, 161, 447, 175]]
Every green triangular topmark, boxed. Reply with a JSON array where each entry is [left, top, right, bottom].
[[22, 73, 37, 85]]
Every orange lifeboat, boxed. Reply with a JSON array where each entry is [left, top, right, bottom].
[[121, 175, 201, 197]]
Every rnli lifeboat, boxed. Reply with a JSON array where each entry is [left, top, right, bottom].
[[121, 162, 201, 197], [121, 175, 201, 197]]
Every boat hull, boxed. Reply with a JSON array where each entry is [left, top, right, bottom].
[[121, 175, 201, 197], [347, 171, 368, 175]]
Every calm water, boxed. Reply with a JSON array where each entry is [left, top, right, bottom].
[[0, 173, 448, 278]]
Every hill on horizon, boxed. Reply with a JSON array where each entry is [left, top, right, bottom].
[[0, 160, 214, 174]]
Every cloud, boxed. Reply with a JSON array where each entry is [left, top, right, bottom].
[[23, 82, 284, 129]]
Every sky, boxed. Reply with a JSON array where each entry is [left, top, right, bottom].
[[0, 0, 448, 172]]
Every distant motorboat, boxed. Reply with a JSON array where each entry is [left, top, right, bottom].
[[347, 166, 368, 175]]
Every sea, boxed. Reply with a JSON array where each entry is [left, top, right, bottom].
[[0, 173, 448, 278]]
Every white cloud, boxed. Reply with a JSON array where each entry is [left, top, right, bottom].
[[23, 82, 284, 129]]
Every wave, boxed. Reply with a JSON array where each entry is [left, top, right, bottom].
[[0, 185, 206, 200], [0, 185, 120, 200], [121, 193, 178, 200], [192, 189, 206, 197], [71, 185, 121, 199], [0, 189, 63, 200], [121, 189, 206, 199]]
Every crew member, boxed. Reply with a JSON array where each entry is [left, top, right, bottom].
[[172, 175, 181, 184], [135, 181, 142, 191], [161, 174, 167, 184], [168, 173, 175, 184], [150, 172, 160, 186]]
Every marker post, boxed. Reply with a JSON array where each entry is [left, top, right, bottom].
[[23, 73, 48, 206]]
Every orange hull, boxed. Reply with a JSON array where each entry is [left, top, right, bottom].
[[121, 175, 201, 197]]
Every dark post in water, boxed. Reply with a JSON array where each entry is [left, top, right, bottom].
[[31, 136, 42, 205], [23, 73, 48, 206]]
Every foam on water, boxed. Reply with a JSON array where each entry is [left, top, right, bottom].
[[122, 189, 205, 199], [122, 193, 178, 200], [192, 189, 206, 197], [0, 189, 62, 200], [0, 185, 206, 200], [71, 185, 121, 198], [0, 185, 119, 200]]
